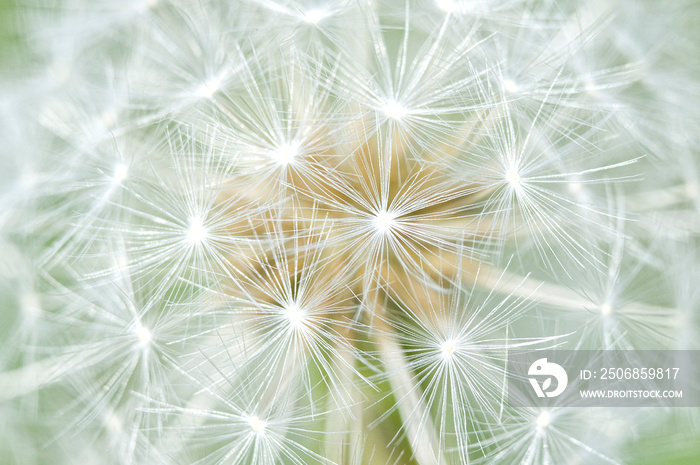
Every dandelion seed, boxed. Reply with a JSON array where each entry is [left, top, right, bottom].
[[185, 216, 209, 244], [548, 232, 677, 349], [112, 163, 128, 184], [584, 80, 598, 95], [106, 413, 123, 433], [505, 166, 521, 188], [503, 78, 519, 94], [247, 415, 266, 434], [568, 181, 584, 195], [20, 292, 41, 320], [194, 224, 366, 409], [436, 0, 456, 13], [600, 302, 614, 317], [536, 410, 551, 429], [480, 408, 624, 464], [147, 383, 331, 464], [100, 110, 116, 129], [271, 142, 299, 167], [376, 263, 568, 463], [134, 322, 152, 346], [32, 268, 189, 464], [435, 0, 486, 14], [440, 339, 457, 359], [372, 209, 397, 235], [303, 9, 328, 24], [19, 170, 38, 189], [196, 76, 222, 99], [450, 100, 640, 271], [381, 100, 408, 120], [133, 0, 158, 12], [284, 302, 306, 330]]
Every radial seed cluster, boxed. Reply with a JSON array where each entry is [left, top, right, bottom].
[[0, 1, 699, 464]]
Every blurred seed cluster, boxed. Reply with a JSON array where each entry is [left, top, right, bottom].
[[0, 0, 699, 464]]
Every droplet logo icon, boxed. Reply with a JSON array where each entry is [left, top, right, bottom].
[[528, 358, 568, 398]]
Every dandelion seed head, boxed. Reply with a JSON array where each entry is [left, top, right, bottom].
[[185, 216, 209, 244], [112, 163, 128, 184], [381, 100, 408, 120], [440, 339, 457, 359], [372, 210, 397, 234], [271, 142, 300, 167], [8, 1, 693, 462], [247, 415, 266, 434]]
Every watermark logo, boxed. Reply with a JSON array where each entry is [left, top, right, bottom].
[[508, 351, 700, 407], [528, 358, 568, 398]]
